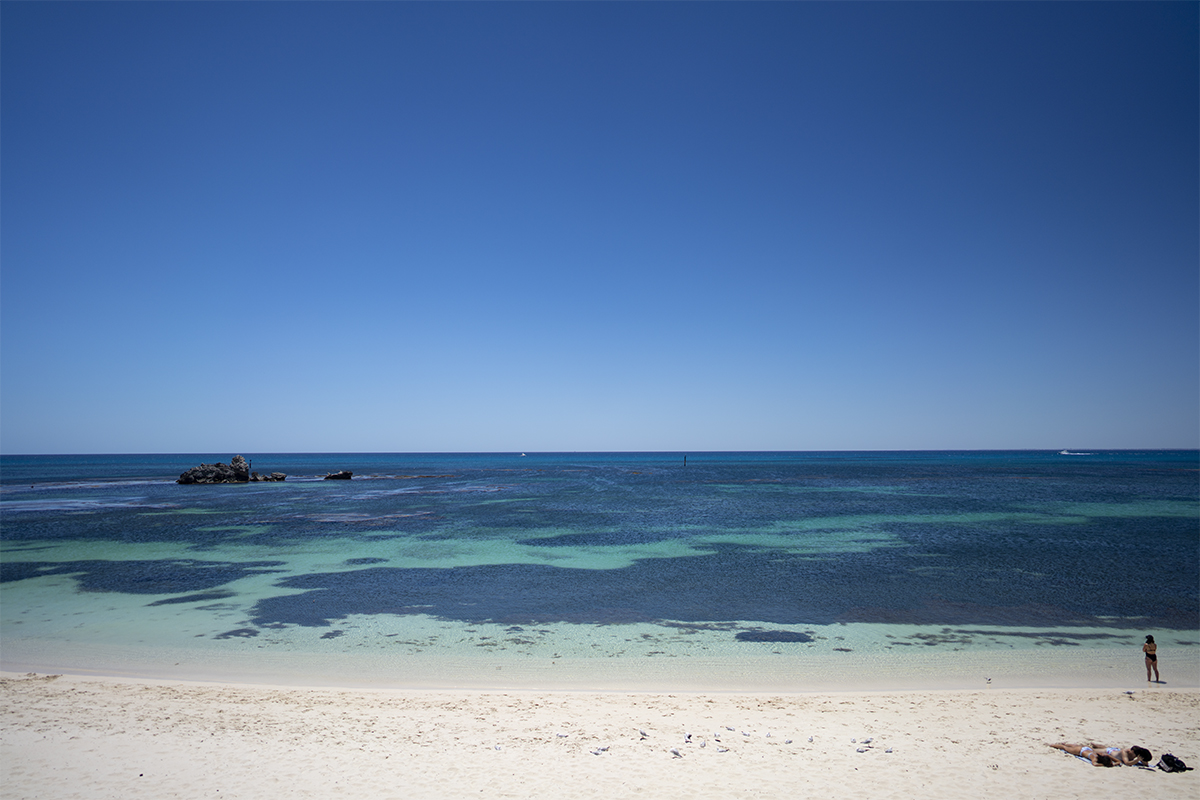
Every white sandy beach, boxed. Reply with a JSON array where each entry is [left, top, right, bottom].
[[2, 672, 1196, 799]]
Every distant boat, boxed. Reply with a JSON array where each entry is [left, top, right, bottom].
[[520, 453, 526, 457]]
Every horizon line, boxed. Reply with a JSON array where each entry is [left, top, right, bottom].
[[3, 448, 1197, 458]]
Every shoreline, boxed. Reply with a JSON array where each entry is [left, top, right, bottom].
[[3, 634, 1197, 693], [0, 667, 1193, 697], [3, 672, 1197, 799]]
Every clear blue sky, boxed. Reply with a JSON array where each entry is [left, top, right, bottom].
[[2, 2, 1196, 454]]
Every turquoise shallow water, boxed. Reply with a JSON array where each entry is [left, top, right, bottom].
[[2, 451, 1197, 688]]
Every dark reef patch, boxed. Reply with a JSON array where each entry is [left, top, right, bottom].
[[517, 530, 672, 548], [951, 629, 1131, 640], [661, 621, 741, 632], [735, 630, 814, 643], [344, 557, 388, 566], [240, 543, 1196, 631], [2, 559, 285, 595], [214, 628, 259, 639], [147, 590, 237, 606]]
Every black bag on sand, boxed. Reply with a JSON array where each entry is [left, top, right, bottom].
[[1156, 754, 1192, 773]]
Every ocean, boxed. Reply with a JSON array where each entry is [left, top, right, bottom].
[[2, 451, 1196, 689]]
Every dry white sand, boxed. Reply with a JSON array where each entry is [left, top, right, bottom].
[[2, 672, 1197, 799]]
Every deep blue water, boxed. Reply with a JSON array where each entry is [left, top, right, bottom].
[[2, 451, 1196, 642]]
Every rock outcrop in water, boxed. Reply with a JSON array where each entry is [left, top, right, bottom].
[[177, 455, 285, 484], [323, 470, 353, 480]]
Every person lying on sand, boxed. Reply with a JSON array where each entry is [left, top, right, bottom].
[[1085, 744, 1153, 766], [1048, 743, 1118, 766]]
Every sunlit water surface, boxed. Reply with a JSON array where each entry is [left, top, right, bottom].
[[3, 451, 1196, 689]]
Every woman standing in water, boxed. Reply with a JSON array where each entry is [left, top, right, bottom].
[[1143, 635, 1160, 683]]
